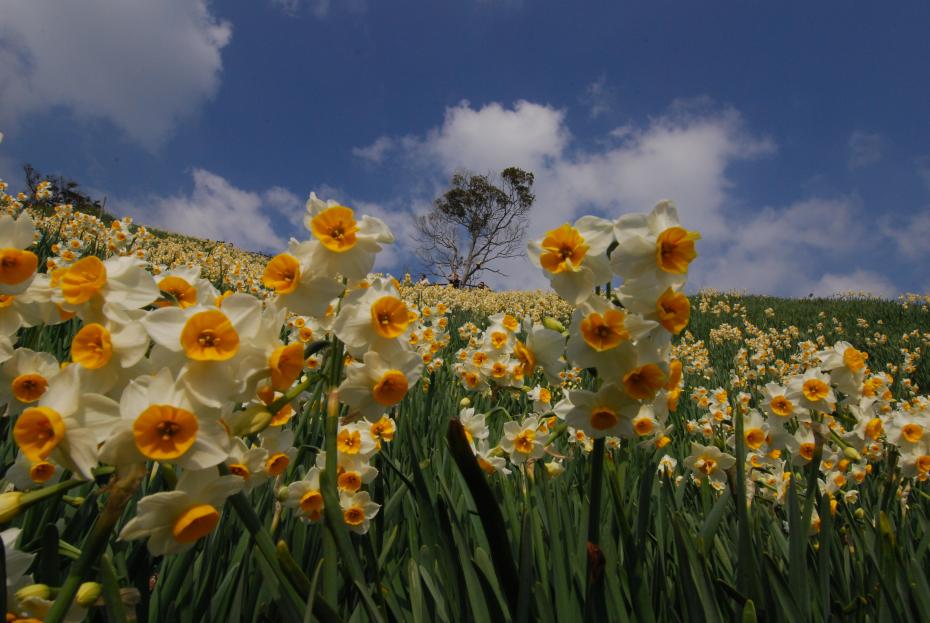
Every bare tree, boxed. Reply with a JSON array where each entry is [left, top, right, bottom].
[[414, 167, 534, 287]]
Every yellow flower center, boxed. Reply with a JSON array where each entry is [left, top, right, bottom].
[[590, 407, 619, 431], [656, 288, 690, 334], [842, 347, 868, 373], [622, 364, 666, 400], [29, 460, 56, 484], [802, 379, 830, 402], [269, 342, 305, 391], [514, 429, 536, 454], [916, 455, 930, 475], [655, 227, 700, 274], [0, 248, 38, 285], [490, 331, 508, 349], [502, 315, 519, 331], [370, 296, 410, 338], [172, 504, 220, 543], [265, 452, 290, 476], [132, 404, 199, 460], [71, 323, 113, 369], [799, 442, 816, 461], [538, 388, 551, 404], [745, 428, 766, 450], [539, 224, 588, 273], [59, 256, 107, 305], [300, 490, 324, 518], [513, 340, 536, 377], [11, 373, 48, 403], [311, 206, 359, 252], [770, 395, 793, 417], [372, 369, 408, 407], [865, 417, 883, 440], [0, 294, 15, 308], [262, 253, 301, 294], [157, 276, 198, 308], [902, 423, 924, 443], [337, 429, 362, 454], [633, 417, 654, 436], [580, 309, 629, 351], [14, 406, 66, 460], [370, 417, 395, 442], [180, 310, 239, 361], [228, 463, 250, 479], [697, 457, 718, 476], [337, 471, 362, 492], [343, 505, 366, 526]]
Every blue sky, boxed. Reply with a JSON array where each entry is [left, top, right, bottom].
[[1, 0, 928, 295]]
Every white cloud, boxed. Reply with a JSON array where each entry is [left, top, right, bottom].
[[270, 0, 365, 18], [120, 169, 300, 251], [810, 270, 896, 299], [352, 136, 396, 164], [882, 209, 930, 259], [376, 99, 773, 288], [418, 100, 570, 174], [698, 197, 876, 295], [581, 75, 614, 118], [355, 99, 905, 296], [848, 131, 885, 169], [0, 0, 231, 150], [916, 155, 930, 191]]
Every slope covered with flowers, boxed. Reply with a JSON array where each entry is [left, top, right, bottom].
[[0, 179, 929, 622]]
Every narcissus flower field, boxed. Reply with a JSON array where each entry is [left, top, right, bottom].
[[0, 180, 929, 622]]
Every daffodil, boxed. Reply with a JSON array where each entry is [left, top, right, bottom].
[[787, 368, 836, 413], [566, 296, 655, 379], [500, 416, 547, 464], [285, 467, 325, 522], [0, 348, 61, 417], [98, 368, 229, 470], [0, 213, 39, 296], [557, 383, 638, 439], [338, 349, 422, 420], [338, 490, 380, 535], [302, 193, 394, 281], [52, 255, 159, 320], [612, 201, 700, 287], [118, 468, 243, 556], [815, 341, 868, 396], [12, 365, 120, 479], [262, 240, 345, 318], [142, 295, 266, 407], [528, 216, 614, 305], [683, 442, 735, 489], [333, 277, 416, 357]]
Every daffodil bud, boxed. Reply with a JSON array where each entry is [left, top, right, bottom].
[[0, 491, 24, 523], [459, 397, 471, 408], [843, 446, 861, 461], [854, 507, 866, 520], [246, 408, 274, 436], [16, 583, 51, 602], [276, 486, 290, 502], [542, 316, 566, 333], [76, 581, 103, 607]]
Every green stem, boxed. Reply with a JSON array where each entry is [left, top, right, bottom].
[[583, 437, 606, 622], [43, 465, 141, 623]]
